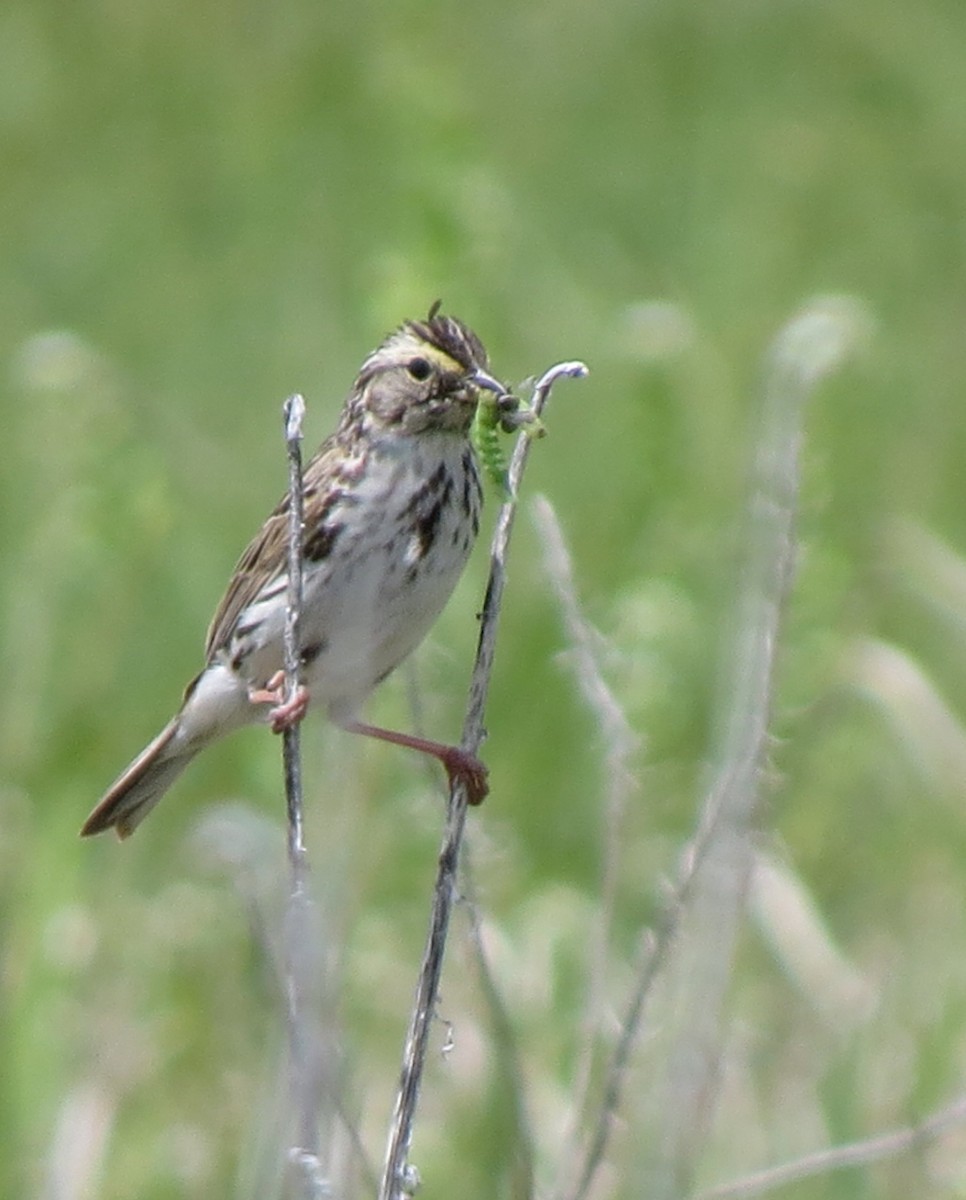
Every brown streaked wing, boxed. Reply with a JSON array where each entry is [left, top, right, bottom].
[[203, 433, 344, 660], [203, 505, 289, 660]]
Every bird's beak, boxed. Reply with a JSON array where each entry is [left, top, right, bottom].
[[472, 369, 511, 398]]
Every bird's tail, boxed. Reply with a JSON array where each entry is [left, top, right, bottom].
[[81, 718, 199, 839]]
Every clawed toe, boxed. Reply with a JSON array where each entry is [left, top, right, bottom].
[[268, 686, 310, 733], [249, 671, 310, 733], [248, 669, 285, 708]]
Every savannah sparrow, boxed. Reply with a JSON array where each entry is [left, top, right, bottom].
[[81, 306, 511, 839]]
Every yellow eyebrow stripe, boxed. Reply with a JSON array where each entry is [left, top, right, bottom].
[[419, 345, 464, 374]]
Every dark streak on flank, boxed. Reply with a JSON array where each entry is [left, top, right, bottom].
[[415, 499, 444, 559], [460, 449, 482, 536], [300, 638, 327, 666], [304, 522, 343, 562], [401, 462, 449, 517]]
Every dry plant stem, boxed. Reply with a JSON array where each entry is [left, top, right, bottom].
[[566, 786, 749, 1200], [378, 361, 588, 1200], [532, 497, 641, 1200], [693, 1091, 966, 1200], [564, 300, 865, 1200], [647, 302, 865, 1200], [565, 882, 692, 1200], [280, 394, 325, 1193], [282, 393, 307, 864], [461, 857, 537, 1198]]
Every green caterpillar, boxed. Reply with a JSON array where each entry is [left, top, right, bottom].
[[471, 388, 545, 498], [472, 393, 511, 495]]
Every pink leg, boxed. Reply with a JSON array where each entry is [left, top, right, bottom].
[[345, 720, 489, 805], [249, 670, 311, 733]]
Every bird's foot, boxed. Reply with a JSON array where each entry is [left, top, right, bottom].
[[249, 671, 310, 733], [437, 745, 490, 805]]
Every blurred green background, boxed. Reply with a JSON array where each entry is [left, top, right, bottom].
[[5, 0, 966, 1196]]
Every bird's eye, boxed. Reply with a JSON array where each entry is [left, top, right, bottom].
[[407, 357, 432, 381]]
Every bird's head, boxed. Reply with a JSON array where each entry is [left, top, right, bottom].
[[348, 304, 510, 437]]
